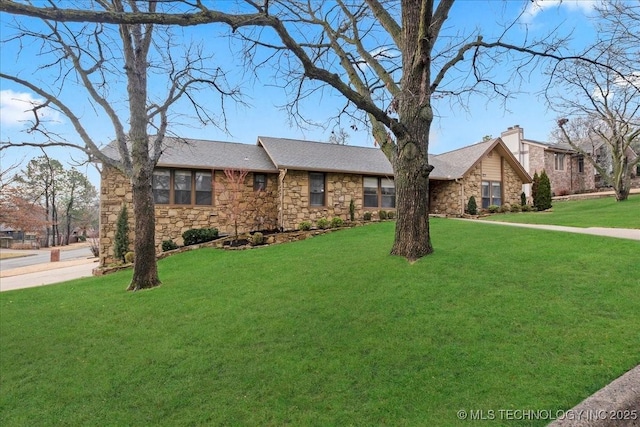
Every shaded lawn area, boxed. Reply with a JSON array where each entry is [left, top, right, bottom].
[[1, 220, 638, 426], [482, 194, 640, 229]]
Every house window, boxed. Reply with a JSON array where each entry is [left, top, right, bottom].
[[481, 181, 502, 208], [381, 178, 396, 208], [253, 173, 266, 191], [174, 170, 192, 204], [555, 153, 565, 171], [195, 171, 212, 205], [363, 177, 379, 207], [309, 172, 325, 206], [578, 156, 584, 173], [363, 176, 396, 208], [152, 168, 212, 205], [152, 169, 170, 204]]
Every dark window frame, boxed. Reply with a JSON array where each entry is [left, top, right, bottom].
[[152, 168, 213, 206], [309, 172, 326, 207], [363, 176, 396, 209], [253, 173, 267, 192], [577, 156, 585, 173]]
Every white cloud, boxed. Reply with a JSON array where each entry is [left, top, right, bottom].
[[0, 89, 62, 128], [520, 0, 599, 24]]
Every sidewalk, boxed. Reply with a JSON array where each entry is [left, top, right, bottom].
[[458, 219, 640, 241], [0, 258, 98, 292], [0, 242, 98, 292]]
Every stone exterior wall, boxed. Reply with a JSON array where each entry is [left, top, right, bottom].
[[429, 152, 526, 215], [502, 158, 524, 206], [279, 170, 367, 230], [430, 180, 463, 215], [99, 166, 278, 266]]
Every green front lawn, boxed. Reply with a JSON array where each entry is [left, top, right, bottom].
[[482, 194, 640, 229], [1, 220, 638, 426]]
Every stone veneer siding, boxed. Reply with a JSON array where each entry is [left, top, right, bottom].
[[279, 170, 391, 230], [100, 166, 278, 266], [429, 153, 525, 215]]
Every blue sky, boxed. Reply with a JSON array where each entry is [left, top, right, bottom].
[[0, 0, 600, 187]]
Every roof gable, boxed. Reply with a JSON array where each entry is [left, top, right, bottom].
[[431, 138, 531, 183]]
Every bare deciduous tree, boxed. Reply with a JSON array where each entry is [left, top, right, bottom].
[[1, 1, 242, 289], [550, 1, 639, 201], [0, 0, 619, 260]]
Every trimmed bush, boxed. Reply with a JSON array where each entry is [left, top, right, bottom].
[[532, 172, 540, 209], [330, 217, 344, 228], [498, 203, 511, 213], [299, 221, 312, 231], [467, 196, 478, 215], [537, 170, 552, 211], [363, 212, 372, 221], [316, 218, 330, 230], [250, 232, 265, 246], [114, 205, 129, 263], [162, 239, 178, 252], [522, 204, 533, 212], [349, 199, 355, 222], [182, 228, 219, 246], [487, 205, 500, 213], [387, 211, 396, 219], [124, 251, 135, 264], [520, 191, 527, 206], [510, 204, 522, 213], [379, 210, 388, 220]]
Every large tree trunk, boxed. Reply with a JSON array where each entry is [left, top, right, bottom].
[[390, 143, 433, 260], [124, 23, 161, 291], [613, 156, 630, 201], [127, 167, 161, 291], [388, 0, 435, 261]]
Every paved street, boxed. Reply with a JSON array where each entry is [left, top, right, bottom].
[[0, 242, 98, 292]]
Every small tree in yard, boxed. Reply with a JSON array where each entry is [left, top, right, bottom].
[[114, 205, 129, 263], [521, 192, 527, 207], [536, 171, 552, 211], [466, 196, 477, 215], [532, 172, 540, 209], [223, 169, 249, 243]]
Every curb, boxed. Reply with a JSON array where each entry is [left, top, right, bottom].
[[548, 365, 640, 426]]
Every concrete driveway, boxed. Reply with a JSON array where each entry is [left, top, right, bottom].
[[0, 243, 99, 292]]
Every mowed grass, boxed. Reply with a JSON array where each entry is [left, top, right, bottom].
[[482, 194, 640, 229], [1, 220, 639, 426]]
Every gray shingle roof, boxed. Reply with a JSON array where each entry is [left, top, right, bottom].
[[430, 139, 495, 179], [102, 137, 278, 172], [100, 135, 530, 183], [257, 136, 394, 175]]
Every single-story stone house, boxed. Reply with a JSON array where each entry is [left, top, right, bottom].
[[99, 136, 530, 265]]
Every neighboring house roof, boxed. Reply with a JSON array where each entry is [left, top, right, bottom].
[[431, 138, 532, 183], [102, 137, 279, 172], [522, 138, 575, 153], [257, 136, 394, 175]]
